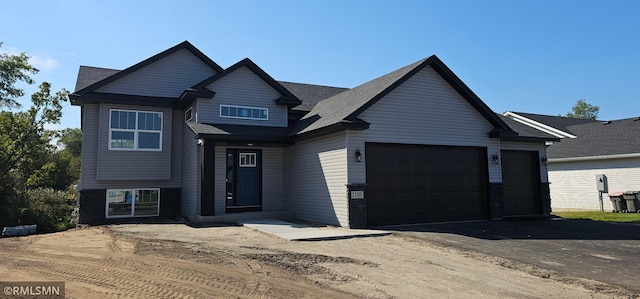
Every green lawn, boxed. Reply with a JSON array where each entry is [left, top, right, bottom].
[[552, 211, 640, 223]]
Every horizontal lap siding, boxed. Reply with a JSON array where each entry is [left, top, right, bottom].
[[500, 141, 548, 183], [549, 158, 640, 210], [284, 132, 348, 226], [348, 66, 499, 183], [197, 67, 287, 127], [80, 104, 182, 189], [96, 104, 173, 181], [96, 49, 217, 98], [181, 125, 199, 218]]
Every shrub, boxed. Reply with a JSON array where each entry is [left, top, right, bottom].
[[16, 186, 77, 233]]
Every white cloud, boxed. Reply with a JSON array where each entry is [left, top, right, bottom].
[[29, 55, 59, 71], [0, 46, 59, 71]]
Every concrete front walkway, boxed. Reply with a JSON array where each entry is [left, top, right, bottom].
[[238, 219, 391, 241]]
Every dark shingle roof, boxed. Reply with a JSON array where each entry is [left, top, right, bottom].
[[277, 81, 349, 112], [74, 66, 120, 91], [511, 112, 601, 134], [497, 114, 559, 140], [547, 118, 640, 159]]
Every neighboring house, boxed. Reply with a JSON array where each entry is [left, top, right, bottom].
[[70, 41, 556, 228], [504, 111, 640, 211]]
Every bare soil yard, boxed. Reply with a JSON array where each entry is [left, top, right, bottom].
[[0, 223, 632, 298]]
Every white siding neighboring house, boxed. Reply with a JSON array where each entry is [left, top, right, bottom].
[[69, 41, 557, 228], [504, 112, 640, 212]]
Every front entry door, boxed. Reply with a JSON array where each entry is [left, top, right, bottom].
[[226, 149, 262, 212]]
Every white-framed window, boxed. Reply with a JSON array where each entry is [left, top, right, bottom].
[[106, 188, 160, 218], [109, 109, 162, 151], [239, 153, 257, 167], [185, 107, 193, 122], [220, 104, 268, 120]]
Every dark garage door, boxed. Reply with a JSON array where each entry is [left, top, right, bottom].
[[366, 143, 489, 226], [501, 150, 542, 216]]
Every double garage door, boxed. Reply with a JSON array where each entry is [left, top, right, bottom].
[[366, 143, 489, 226]]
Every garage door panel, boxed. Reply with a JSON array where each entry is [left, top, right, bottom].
[[501, 150, 542, 216], [366, 143, 489, 226]]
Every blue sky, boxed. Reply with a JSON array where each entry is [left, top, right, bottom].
[[2, 0, 639, 130]]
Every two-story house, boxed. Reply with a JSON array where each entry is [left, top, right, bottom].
[[70, 41, 556, 228]]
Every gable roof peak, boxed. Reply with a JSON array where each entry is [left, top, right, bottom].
[[72, 40, 223, 97]]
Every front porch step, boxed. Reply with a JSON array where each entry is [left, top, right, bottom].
[[190, 211, 296, 224]]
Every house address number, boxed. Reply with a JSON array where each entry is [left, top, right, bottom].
[[350, 190, 365, 199]]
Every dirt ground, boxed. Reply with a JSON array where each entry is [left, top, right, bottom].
[[0, 223, 634, 299]]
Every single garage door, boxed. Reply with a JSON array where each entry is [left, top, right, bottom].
[[501, 150, 542, 216], [366, 143, 489, 226]]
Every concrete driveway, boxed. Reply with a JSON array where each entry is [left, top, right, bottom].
[[389, 218, 640, 293]]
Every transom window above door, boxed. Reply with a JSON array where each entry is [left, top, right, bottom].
[[220, 104, 268, 120], [109, 109, 162, 151]]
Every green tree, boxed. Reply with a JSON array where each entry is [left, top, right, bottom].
[[566, 99, 600, 120], [0, 42, 38, 108], [0, 43, 74, 231]]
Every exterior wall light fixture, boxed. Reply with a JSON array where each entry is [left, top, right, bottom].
[[355, 149, 362, 162], [491, 153, 500, 164]]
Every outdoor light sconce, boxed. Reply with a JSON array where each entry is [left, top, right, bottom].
[[491, 153, 500, 164], [541, 156, 548, 165], [355, 149, 363, 162]]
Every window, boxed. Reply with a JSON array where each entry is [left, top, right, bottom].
[[110, 109, 162, 150], [220, 104, 268, 120], [106, 189, 160, 218], [239, 153, 257, 167], [185, 107, 193, 122]]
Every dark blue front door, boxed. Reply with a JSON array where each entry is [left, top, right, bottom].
[[226, 149, 262, 212]]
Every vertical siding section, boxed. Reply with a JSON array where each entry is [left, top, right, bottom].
[[500, 141, 549, 182], [284, 132, 348, 226], [196, 67, 287, 127], [213, 146, 284, 215], [96, 49, 217, 98], [549, 158, 640, 211], [347, 66, 500, 183], [96, 104, 172, 181], [181, 124, 200, 218]]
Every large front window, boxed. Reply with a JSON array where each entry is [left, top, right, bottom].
[[106, 189, 160, 218], [109, 109, 162, 150]]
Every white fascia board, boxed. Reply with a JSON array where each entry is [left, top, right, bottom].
[[549, 153, 640, 163], [503, 112, 578, 139]]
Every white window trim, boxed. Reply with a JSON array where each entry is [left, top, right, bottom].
[[220, 104, 268, 121], [185, 107, 193, 122], [105, 188, 160, 218], [239, 152, 257, 167], [109, 109, 163, 151]]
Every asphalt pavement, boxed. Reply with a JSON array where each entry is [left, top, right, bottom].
[[387, 218, 640, 293]]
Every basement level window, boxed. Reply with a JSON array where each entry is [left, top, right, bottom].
[[220, 104, 268, 120]]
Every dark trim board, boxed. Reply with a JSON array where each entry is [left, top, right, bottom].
[[200, 142, 215, 216]]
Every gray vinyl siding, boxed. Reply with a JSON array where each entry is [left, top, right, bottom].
[[96, 49, 217, 98], [79, 104, 182, 190], [284, 132, 349, 226], [549, 158, 640, 211], [181, 124, 200, 218], [214, 146, 284, 215], [500, 141, 548, 183], [196, 66, 287, 127], [96, 104, 172, 181], [346, 66, 502, 183]]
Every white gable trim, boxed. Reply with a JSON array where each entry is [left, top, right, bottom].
[[504, 111, 578, 139], [549, 152, 640, 163]]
